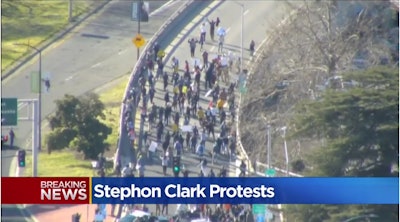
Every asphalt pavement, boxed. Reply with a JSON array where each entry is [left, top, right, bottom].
[[1, 0, 175, 177]]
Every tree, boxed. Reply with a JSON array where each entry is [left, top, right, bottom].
[[287, 66, 399, 221], [292, 66, 398, 177], [46, 93, 112, 159], [239, 0, 398, 166]]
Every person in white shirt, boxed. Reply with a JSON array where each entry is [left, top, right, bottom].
[[200, 23, 207, 42]]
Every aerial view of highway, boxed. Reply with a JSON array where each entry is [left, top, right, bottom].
[[1, 0, 398, 222]]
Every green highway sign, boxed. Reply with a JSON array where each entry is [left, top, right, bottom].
[[252, 204, 266, 214], [1, 98, 18, 126], [265, 168, 276, 177]]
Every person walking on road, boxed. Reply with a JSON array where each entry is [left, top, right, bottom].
[[8, 128, 15, 149], [250, 40, 255, 57], [161, 154, 168, 176], [218, 35, 225, 53], [208, 19, 216, 40], [188, 38, 198, 57], [200, 23, 207, 42], [202, 51, 209, 69], [43, 77, 50, 92], [216, 17, 220, 27]]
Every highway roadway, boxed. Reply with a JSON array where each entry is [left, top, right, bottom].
[[2, 0, 292, 221], [1, 0, 182, 176], [1, 1, 176, 221], [116, 0, 290, 220]]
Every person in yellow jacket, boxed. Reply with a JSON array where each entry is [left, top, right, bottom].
[[172, 123, 179, 135], [217, 99, 225, 110], [197, 107, 205, 121]]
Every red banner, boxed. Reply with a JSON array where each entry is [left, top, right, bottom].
[[2, 177, 90, 204]]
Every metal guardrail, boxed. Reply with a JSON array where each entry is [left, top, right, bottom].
[[115, 1, 195, 168]]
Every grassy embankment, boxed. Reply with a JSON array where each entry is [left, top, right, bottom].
[[24, 79, 128, 176], [1, 0, 95, 74]]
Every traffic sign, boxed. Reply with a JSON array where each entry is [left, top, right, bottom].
[[252, 204, 266, 214], [1, 98, 18, 126], [133, 34, 146, 48], [265, 168, 276, 177]]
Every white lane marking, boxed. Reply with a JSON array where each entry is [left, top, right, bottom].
[[91, 62, 102, 68], [244, 9, 249, 15], [226, 27, 231, 33], [149, 0, 175, 17], [210, 46, 215, 52], [118, 49, 127, 55], [65, 76, 73, 81], [18, 103, 28, 110]]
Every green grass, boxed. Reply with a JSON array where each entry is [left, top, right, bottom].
[[99, 79, 127, 157], [1, 0, 101, 73], [24, 77, 128, 176], [24, 151, 94, 177]]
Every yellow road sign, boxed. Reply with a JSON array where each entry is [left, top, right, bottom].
[[133, 34, 146, 48]]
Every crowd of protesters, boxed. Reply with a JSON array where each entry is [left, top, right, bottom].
[[101, 17, 263, 222]]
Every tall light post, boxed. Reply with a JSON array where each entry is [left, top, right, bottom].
[[267, 124, 271, 170], [232, 1, 244, 72], [281, 126, 289, 176], [14, 43, 41, 177]]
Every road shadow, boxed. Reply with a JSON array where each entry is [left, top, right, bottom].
[[26, 204, 80, 215], [81, 33, 110, 39], [1, 145, 23, 154]]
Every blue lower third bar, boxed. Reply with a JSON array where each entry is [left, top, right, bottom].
[[90, 177, 399, 205]]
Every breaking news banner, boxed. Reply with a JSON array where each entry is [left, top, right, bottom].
[[1, 177, 398, 205]]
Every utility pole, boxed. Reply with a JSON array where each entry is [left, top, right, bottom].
[[240, 4, 244, 73], [14, 43, 42, 177], [282, 126, 289, 176], [137, 0, 142, 61], [69, 0, 73, 22], [267, 124, 271, 170]]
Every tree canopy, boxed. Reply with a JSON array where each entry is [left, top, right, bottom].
[[46, 93, 112, 159], [287, 66, 399, 221]]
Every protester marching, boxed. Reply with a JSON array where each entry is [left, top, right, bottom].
[[107, 16, 262, 222]]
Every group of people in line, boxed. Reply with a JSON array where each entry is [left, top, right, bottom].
[[97, 14, 258, 222]]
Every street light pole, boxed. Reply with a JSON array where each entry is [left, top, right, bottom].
[[14, 43, 41, 177], [240, 4, 244, 73], [137, 0, 142, 61], [282, 127, 289, 176], [232, 1, 244, 72], [267, 124, 271, 170]]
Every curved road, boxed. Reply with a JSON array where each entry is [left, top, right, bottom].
[[1, 0, 177, 176]]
